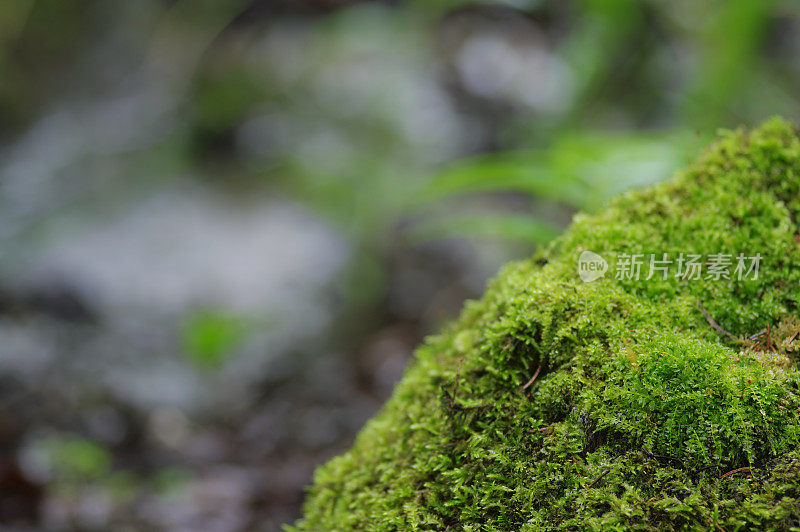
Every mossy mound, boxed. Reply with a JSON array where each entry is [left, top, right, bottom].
[[293, 118, 800, 531]]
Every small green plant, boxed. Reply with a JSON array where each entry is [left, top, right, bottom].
[[37, 435, 111, 483], [180, 308, 249, 370]]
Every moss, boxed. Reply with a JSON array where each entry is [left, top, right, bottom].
[[292, 118, 800, 531]]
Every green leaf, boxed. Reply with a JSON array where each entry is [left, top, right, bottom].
[[418, 152, 590, 208], [41, 435, 111, 482], [408, 213, 561, 245], [181, 309, 249, 370]]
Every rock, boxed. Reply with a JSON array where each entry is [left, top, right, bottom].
[[294, 118, 800, 530]]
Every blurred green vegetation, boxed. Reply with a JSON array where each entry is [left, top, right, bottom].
[[36, 435, 111, 483], [181, 309, 250, 370], [3, 1, 800, 526], [196, 0, 798, 307], [4, 0, 799, 311], [0, 0, 797, 377]]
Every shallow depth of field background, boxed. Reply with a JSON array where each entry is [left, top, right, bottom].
[[1, 0, 800, 530]]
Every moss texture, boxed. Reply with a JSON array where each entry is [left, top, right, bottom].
[[293, 118, 800, 531]]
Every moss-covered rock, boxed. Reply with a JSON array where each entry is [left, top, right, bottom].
[[293, 118, 800, 531]]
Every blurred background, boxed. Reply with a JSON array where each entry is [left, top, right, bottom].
[[1, 0, 799, 530]]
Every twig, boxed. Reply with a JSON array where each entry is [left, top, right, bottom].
[[720, 466, 750, 480], [767, 324, 773, 352], [697, 463, 720, 474], [748, 329, 767, 341], [452, 357, 464, 401], [641, 447, 685, 467], [583, 468, 611, 489], [697, 302, 739, 342], [521, 363, 542, 390], [786, 330, 800, 347]]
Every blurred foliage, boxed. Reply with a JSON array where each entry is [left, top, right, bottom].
[[181, 309, 250, 370], [3, 0, 800, 528], [4, 0, 800, 288], [35, 435, 111, 483], [413, 131, 701, 244], [681, 0, 776, 129], [408, 213, 561, 246], [0, 0, 798, 356], [191, 0, 800, 295]]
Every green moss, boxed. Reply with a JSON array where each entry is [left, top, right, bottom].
[[292, 118, 800, 531]]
